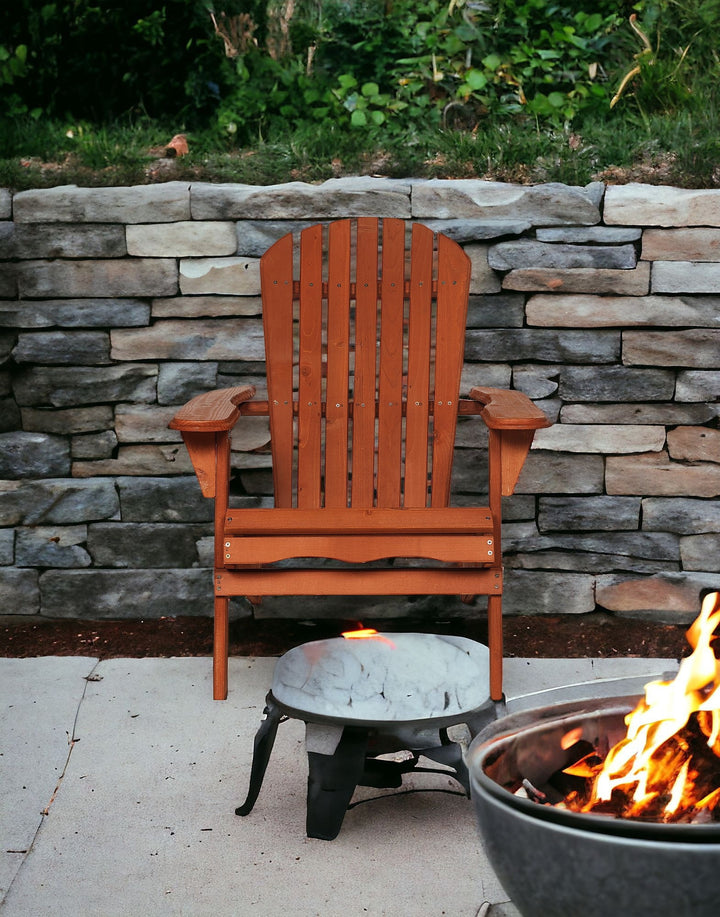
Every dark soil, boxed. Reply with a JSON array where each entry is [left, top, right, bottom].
[[0, 613, 689, 660]]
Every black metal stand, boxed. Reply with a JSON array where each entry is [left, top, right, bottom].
[[235, 698, 283, 817]]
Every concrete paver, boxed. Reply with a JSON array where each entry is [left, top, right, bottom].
[[0, 654, 680, 916]]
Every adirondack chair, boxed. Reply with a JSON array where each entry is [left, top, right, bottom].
[[169, 218, 550, 701]]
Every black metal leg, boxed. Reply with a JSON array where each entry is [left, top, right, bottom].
[[306, 726, 368, 840], [236, 697, 283, 816]]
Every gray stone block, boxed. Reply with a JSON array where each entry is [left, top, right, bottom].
[[516, 451, 604, 494], [652, 261, 720, 293], [12, 223, 126, 258], [0, 478, 119, 526], [126, 221, 237, 257], [513, 366, 560, 399], [13, 182, 191, 223], [0, 431, 70, 478], [17, 258, 178, 298], [465, 329, 619, 363], [460, 363, 512, 393], [13, 364, 157, 407], [539, 495, 641, 531], [87, 522, 210, 568], [0, 568, 40, 613], [532, 423, 665, 454], [676, 370, 720, 401], [21, 406, 113, 434], [560, 402, 716, 425], [116, 476, 213, 523], [115, 404, 180, 443], [488, 241, 636, 271], [0, 189, 10, 220], [503, 262, 650, 295], [505, 550, 675, 575], [0, 397, 21, 432], [642, 497, 720, 534], [605, 184, 720, 227], [412, 180, 601, 224], [72, 443, 194, 477], [157, 362, 219, 405], [15, 525, 90, 568], [681, 534, 720, 572], [0, 298, 150, 329], [0, 220, 14, 257], [465, 244, 503, 294], [152, 295, 262, 318], [0, 527, 12, 564], [39, 568, 212, 618], [502, 569, 596, 614], [191, 178, 412, 220], [0, 262, 17, 297], [623, 330, 720, 368], [559, 366, 674, 401], [536, 226, 641, 243], [420, 219, 533, 241], [466, 293, 525, 328], [111, 318, 265, 361], [71, 430, 118, 459], [13, 331, 111, 365]]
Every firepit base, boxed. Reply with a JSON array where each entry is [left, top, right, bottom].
[[237, 633, 496, 839]]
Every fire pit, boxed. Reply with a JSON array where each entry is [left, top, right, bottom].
[[237, 630, 496, 839], [468, 592, 720, 917]]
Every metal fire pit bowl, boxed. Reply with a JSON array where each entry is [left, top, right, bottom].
[[467, 696, 720, 917]]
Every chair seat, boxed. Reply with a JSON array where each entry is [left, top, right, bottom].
[[270, 632, 491, 726]]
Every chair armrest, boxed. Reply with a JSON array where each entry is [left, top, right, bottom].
[[468, 386, 551, 431], [169, 386, 256, 433]]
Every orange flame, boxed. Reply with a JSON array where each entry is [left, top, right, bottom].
[[567, 591, 720, 823], [341, 626, 395, 647]]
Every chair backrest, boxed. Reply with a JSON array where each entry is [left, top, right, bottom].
[[259, 217, 471, 511]]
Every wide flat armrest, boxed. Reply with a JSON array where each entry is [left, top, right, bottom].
[[169, 386, 256, 433], [469, 386, 551, 431]]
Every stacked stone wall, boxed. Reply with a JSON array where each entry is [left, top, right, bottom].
[[1, 178, 719, 625]]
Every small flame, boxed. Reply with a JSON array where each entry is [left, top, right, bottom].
[[341, 625, 395, 647], [565, 591, 720, 823]]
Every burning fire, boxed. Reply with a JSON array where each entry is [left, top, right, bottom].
[[341, 625, 396, 647], [564, 591, 720, 823]]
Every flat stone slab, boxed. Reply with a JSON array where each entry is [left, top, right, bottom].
[[191, 178, 412, 220], [605, 184, 720, 226], [412, 180, 601, 224], [13, 183, 191, 223]]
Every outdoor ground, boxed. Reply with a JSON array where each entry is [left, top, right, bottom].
[[0, 612, 690, 660]]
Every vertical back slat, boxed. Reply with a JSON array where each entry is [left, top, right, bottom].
[[260, 233, 295, 507], [325, 220, 352, 507], [376, 218, 406, 507], [297, 224, 324, 508], [404, 223, 434, 507], [351, 218, 379, 507], [431, 231, 471, 506]]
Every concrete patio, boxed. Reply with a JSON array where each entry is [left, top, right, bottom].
[[1, 652, 680, 916]]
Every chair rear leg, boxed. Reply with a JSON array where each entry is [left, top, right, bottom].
[[214, 595, 229, 700], [487, 593, 503, 701]]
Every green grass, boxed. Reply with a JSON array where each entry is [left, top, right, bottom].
[[1, 106, 719, 191]]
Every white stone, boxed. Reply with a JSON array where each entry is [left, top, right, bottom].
[[13, 182, 191, 223], [271, 633, 490, 722], [651, 261, 720, 293], [526, 293, 720, 327], [179, 257, 261, 295], [605, 184, 720, 227], [532, 424, 665, 454], [126, 221, 237, 257]]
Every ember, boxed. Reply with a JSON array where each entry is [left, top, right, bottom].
[[561, 591, 720, 823]]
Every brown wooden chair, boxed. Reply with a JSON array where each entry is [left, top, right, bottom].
[[170, 218, 550, 700]]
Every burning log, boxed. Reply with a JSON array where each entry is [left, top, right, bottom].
[[522, 592, 720, 825]]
